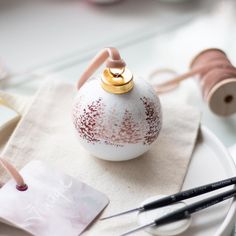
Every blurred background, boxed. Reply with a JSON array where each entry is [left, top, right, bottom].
[[0, 0, 236, 146]]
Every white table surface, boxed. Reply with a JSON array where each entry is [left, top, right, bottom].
[[0, 0, 236, 235], [1, 0, 236, 146]]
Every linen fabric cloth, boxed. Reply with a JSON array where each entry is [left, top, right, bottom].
[[0, 91, 29, 154], [0, 80, 200, 235]]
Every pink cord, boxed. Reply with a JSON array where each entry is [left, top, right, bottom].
[[0, 158, 27, 191], [151, 49, 236, 95], [77, 47, 126, 90]]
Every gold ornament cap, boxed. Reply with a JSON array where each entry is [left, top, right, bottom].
[[101, 67, 134, 94]]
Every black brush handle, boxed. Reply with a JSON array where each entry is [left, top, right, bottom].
[[154, 188, 236, 226], [144, 176, 236, 211]]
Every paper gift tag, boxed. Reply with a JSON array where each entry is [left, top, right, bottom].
[[0, 160, 109, 236]]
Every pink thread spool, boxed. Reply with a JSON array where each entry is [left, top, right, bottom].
[[191, 49, 236, 116], [151, 48, 236, 116]]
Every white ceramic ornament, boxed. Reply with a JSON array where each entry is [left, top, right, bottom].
[[72, 47, 162, 161]]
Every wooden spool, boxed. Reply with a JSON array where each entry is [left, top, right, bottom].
[[190, 48, 236, 116], [207, 78, 236, 116]]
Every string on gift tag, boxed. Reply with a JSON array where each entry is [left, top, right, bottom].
[[149, 48, 236, 116], [0, 157, 27, 191]]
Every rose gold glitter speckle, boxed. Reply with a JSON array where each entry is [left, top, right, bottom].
[[140, 97, 161, 145], [73, 98, 105, 143], [118, 109, 142, 144], [73, 97, 161, 146]]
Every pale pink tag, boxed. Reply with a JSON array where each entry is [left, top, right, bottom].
[[0, 161, 109, 236]]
